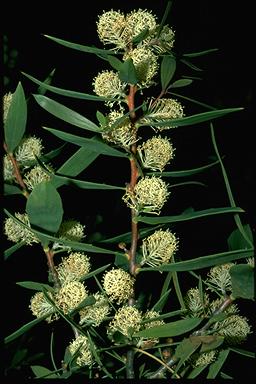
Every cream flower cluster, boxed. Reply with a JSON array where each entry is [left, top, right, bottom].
[[23, 164, 52, 190], [55, 281, 88, 314], [29, 291, 58, 323], [137, 310, 165, 348], [101, 110, 138, 149], [102, 268, 135, 304], [56, 252, 91, 285], [93, 70, 126, 101], [123, 176, 169, 215], [137, 136, 175, 171], [3, 136, 44, 182], [142, 98, 184, 130], [185, 287, 210, 317], [79, 292, 110, 327], [68, 335, 93, 367], [108, 305, 142, 338], [3, 92, 13, 123], [206, 263, 235, 295], [4, 212, 39, 245], [141, 229, 178, 267], [97, 9, 157, 49]]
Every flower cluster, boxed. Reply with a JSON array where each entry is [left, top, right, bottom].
[[102, 268, 135, 304], [79, 292, 110, 327], [4, 212, 39, 245], [142, 98, 184, 130], [185, 287, 210, 317], [55, 281, 88, 314], [123, 176, 169, 214], [68, 335, 94, 367], [108, 305, 142, 339], [29, 291, 58, 323], [93, 70, 127, 102], [23, 164, 52, 190], [141, 229, 178, 267], [206, 263, 234, 295], [56, 252, 91, 285], [137, 310, 165, 348], [137, 136, 175, 171], [3, 92, 13, 123]]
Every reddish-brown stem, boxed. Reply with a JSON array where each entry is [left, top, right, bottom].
[[44, 248, 61, 288], [3, 142, 29, 198]]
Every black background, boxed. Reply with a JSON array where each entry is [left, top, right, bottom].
[[2, 0, 255, 380]]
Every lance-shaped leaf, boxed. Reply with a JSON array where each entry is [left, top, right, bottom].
[[30, 365, 59, 379], [33, 94, 100, 132], [182, 48, 219, 58], [174, 337, 202, 374], [137, 207, 244, 225], [56, 146, 99, 178], [207, 349, 230, 379], [22, 72, 109, 101], [161, 55, 176, 90], [4, 242, 25, 260], [26, 182, 63, 237], [169, 78, 193, 88], [148, 159, 220, 178], [5, 316, 48, 344], [16, 281, 54, 291], [230, 264, 254, 300], [118, 58, 138, 84], [4, 184, 22, 196], [227, 224, 253, 251], [44, 34, 113, 56], [37, 68, 56, 95], [43, 126, 127, 157], [4, 82, 27, 153], [141, 249, 254, 273], [135, 317, 202, 338], [139, 108, 243, 128], [51, 173, 124, 190]]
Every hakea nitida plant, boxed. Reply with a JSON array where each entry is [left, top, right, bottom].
[[4, 3, 254, 380]]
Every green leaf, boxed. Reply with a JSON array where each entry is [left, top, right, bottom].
[[180, 58, 203, 71], [4, 242, 25, 260], [118, 58, 138, 84], [33, 94, 100, 132], [51, 173, 124, 190], [137, 207, 244, 225], [100, 225, 162, 244], [227, 224, 253, 251], [199, 335, 224, 353], [207, 349, 230, 379], [30, 365, 59, 379], [79, 263, 111, 281], [4, 82, 27, 152], [161, 55, 176, 90], [56, 146, 99, 178], [152, 288, 172, 312], [140, 108, 243, 128], [157, 1, 173, 37], [26, 182, 63, 237], [229, 347, 255, 358], [134, 317, 202, 338], [16, 281, 54, 291], [107, 55, 123, 71], [132, 28, 149, 44], [187, 364, 209, 379], [5, 316, 48, 344], [44, 34, 113, 56], [43, 126, 127, 158], [230, 264, 254, 300], [4, 184, 22, 195], [22, 72, 108, 101], [174, 337, 202, 374], [96, 110, 106, 126], [149, 159, 220, 178], [182, 48, 219, 58], [169, 78, 193, 88], [37, 68, 56, 95], [141, 249, 254, 273]]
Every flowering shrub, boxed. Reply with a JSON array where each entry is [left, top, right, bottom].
[[3, 3, 254, 380]]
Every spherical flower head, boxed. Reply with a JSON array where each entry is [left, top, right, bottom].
[[3, 155, 15, 181], [102, 110, 137, 149], [123, 176, 170, 215], [102, 268, 135, 304], [192, 350, 217, 368], [213, 314, 251, 345], [57, 220, 86, 242], [23, 164, 52, 190], [143, 98, 184, 130], [29, 291, 58, 323], [137, 136, 175, 172], [123, 47, 158, 87], [125, 9, 157, 42], [4, 212, 39, 245], [185, 288, 210, 317], [97, 10, 127, 49], [206, 263, 235, 295], [3, 92, 13, 123], [93, 70, 126, 100], [108, 305, 142, 339], [56, 252, 91, 285], [79, 292, 110, 327], [141, 229, 178, 268], [55, 281, 88, 314], [137, 310, 165, 348], [15, 136, 44, 164], [68, 335, 93, 367]]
